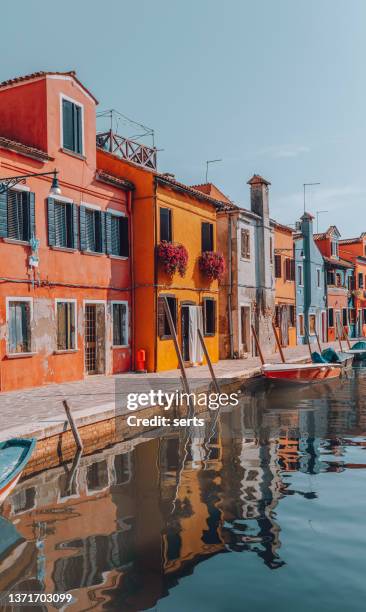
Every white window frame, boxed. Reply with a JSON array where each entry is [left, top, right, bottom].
[[55, 299, 78, 351], [111, 300, 129, 348], [297, 313, 305, 337], [60, 93, 85, 156], [316, 268, 321, 288], [6, 297, 33, 354]]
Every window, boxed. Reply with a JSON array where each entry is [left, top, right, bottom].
[[328, 308, 334, 327], [317, 269, 321, 288], [112, 302, 128, 346], [109, 214, 129, 257], [270, 237, 273, 264], [160, 208, 172, 242], [358, 272, 364, 289], [363, 309, 366, 324], [57, 301, 76, 350], [309, 314, 316, 334], [241, 228, 250, 259], [274, 255, 282, 278], [80, 207, 104, 253], [335, 273, 342, 287], [331, 240, 339, 258], [349, 309, 356, 324], [342, 308, 348, 326], [298, 264, 303, 286], [158, 295, 177, 339], [62, 98, 83, 155], [203, 298, 216, 336], [55, 201, 73, 248], [327, 271, 335, 285], [284, 258, 295, 281], [8, 300, 31, 353], [289, 305, 295, 326], [6, 189, 34, 242], [298, 313, 304, 336], [201, 222, 214, 252], [348, 275, 355, 291], [274, 305, 281, 327]]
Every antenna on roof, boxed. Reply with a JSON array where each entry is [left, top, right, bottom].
[[205, 159, 222, 183]]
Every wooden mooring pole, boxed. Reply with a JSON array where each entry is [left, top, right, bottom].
[[63, 400, 83, 452], [272, 320, 286, 363], [251, 325, 265, 365]]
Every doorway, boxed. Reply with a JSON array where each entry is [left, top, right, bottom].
[[240, 306, 251, 354], [84, 303, 106, 374], [180, 304, 203, 364], [279, 305, 289, 347]]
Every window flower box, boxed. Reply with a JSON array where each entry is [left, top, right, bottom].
[[157, 241, 188, 277], [198, 251, 225, 281]]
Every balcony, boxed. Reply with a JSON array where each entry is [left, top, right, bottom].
[[96, 130, 157, 170]]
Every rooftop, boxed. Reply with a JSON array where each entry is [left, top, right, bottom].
[[0, 135, 52, 162], [0, 70, 98, 104]]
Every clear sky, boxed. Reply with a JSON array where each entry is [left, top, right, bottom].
[[1, 0, 365, 236]]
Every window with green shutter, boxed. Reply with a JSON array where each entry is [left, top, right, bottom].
[[62, 98, 83, 155], [7, 190, 32, 241], [110, 214, 129, 257], [57, 301, 76, 350], [54, 201, 73, 248], [84, 208, 103, 253]]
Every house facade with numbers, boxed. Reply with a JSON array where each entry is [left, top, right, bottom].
[[0, 71, 133, 391]]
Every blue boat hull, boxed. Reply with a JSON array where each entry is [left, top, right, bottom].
[[0, 438, 36, 505]]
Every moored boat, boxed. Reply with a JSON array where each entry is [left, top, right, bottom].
[[344, 341, 366, 362], [0, 438, 36, 505], [262, 362, 342, 383]]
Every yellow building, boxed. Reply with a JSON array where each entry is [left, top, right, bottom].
[[273, 220, 297, 347], [97, 144, 224, 371]]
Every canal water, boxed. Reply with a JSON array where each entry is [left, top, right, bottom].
[[1, 370, 366, 611]]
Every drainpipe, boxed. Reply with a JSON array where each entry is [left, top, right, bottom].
[[153, 182, 158, 372], [127, 189, 135, 371], [228, 213, 234, 359]]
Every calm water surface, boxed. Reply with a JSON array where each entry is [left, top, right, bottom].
[[1, 370, 366, 611]]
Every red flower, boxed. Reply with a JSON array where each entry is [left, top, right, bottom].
[[157, 241, 188, 277], [198, 251, 225, 280]]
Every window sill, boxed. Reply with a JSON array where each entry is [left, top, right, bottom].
[[51, 246, 77, 253], [109, 254, 128, 260], [160, 336, 173, 341], [203, 333, 215, 337], [5, 352, 36, 359], [60, 147, 86, 161], [112, 345, 129, 349], [2, 238, 30, 246], [53, 349, 78, 355], [81, 250, 105, 257]]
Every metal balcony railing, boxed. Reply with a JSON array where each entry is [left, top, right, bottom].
[[96, 130, 157, 170]]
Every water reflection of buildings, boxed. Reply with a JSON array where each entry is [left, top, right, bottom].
[[1, 372, 366, 610]]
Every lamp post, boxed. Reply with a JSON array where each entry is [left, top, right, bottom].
[[0, 169, 61, 196]]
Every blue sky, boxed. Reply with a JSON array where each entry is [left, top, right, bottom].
[[1, 0, 365, 235]]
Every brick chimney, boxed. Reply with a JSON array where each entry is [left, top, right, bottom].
[[247, 174, 271, 219]]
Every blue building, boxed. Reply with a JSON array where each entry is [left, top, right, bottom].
[[294, 213, 327, 344]]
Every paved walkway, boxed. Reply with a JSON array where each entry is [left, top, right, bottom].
[[0, 341, 341, 442]]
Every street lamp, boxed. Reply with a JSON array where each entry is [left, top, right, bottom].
[[0, 168, 61, 196]]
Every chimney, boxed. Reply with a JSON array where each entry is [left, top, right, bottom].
[[247, 174, 271, 218], [300, 211, 315, 237]]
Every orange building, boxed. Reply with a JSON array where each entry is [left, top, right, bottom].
[[97, 142, 223, 372], [0, 72, 132, 391], [339, 233, 366, 337], [273, 221, 296, 347]]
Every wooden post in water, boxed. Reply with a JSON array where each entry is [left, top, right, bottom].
[[63, 400, 83, 452], [336, 319, 343, 353], [272, 319, 286, 363], [197, 328, 220, 393], [162, 297, 191, 396], [304, 327, 313, 360], [251, 325, 265, 365], [340, 320, 352, 349], [314, 328, 322, 354]]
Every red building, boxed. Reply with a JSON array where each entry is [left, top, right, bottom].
[[0, 71, 133, 391], [339, 233, 366, 337], [314, 226, 354, 340]]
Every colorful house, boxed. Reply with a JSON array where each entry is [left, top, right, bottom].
[[216, 175, 275, 358], [314, 226, 354, 340], [294, 213, 327, 344], [97, 140, 222, 372], [273, 221, 296, 347], [0, 71, 132, 391], [339, 233, 366, 337]]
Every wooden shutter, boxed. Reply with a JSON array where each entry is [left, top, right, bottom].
[[79, 205, 86, 251], [75, 105, 82, 154], [202, 222, 213, 252], [157, 297, 165, 338], [72, 203, 79, 249], [62, 99, 74, 151], [290, 259, 295, 281], [28, 192, 35, 239], [100, 211, 106, 253], [105, 212, 112, 255], [275, 255, 282, 278], [47, 197, 56, 246], [0, 189, 7, 237], [120, 217, 129, 257]]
